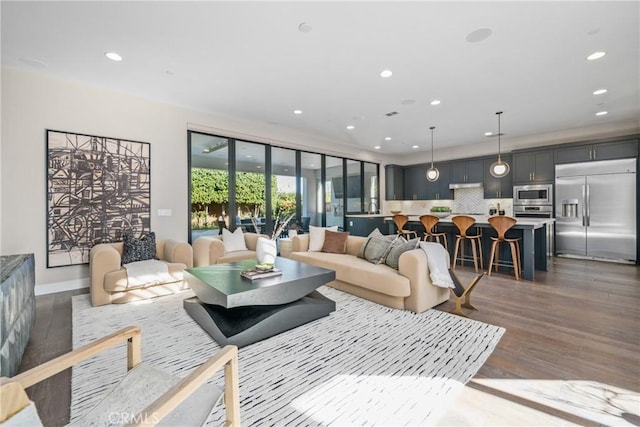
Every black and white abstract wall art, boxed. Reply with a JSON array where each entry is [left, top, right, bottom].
[[46, 130, 151, 267]]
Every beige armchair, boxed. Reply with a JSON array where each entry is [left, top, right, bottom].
[[90, 239, 193, 307], [193, 232, 269, 267]]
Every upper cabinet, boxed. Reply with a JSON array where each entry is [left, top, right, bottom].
[[383, 135, 638, 201], [555, 139, 639, 164], [425, 163, 451, 201], [403, 165, 426, 200], [449, 159, 484, 184], [384, 165, 404, 200], [402, 163, 451, 201], [483, 154, 513, 199], [513, 149, 554, 184]]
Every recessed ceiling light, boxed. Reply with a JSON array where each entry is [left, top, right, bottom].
[[466, 28, 492, 43], [346, 125, 355, 130], [412, 145, 419, 149], [105, 52, 123, 61], [595, 111, 608, 116], [293, 109, 303, 115], [298, 22, 312, 33], [430, 100, 441, 106], [246, 155, 252, 158], [587, 51, 606, 61], [284, 168, 289, 172], [484, 132, 493, 137], [593, 89, 608, 95], [384, 137, 392, 141], [380, 69, 393, 78], [374, 146, 381, 150], [19, 56, 47, 69]]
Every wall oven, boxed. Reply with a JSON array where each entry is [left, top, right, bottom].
[[513, 205, 553, 218], [513, 184, 554, 257], [513, 184, 553, 206]]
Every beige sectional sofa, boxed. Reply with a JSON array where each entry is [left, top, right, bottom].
[[289, 234, 449, 313], [90, 239, 192, 307], [193, 232, 269, 267]]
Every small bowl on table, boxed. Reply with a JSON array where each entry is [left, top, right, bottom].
[[390, 210, 402, 215]]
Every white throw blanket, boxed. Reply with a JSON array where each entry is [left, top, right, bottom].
[[419, 242, 455, 288], [123, 259, 173, 288]]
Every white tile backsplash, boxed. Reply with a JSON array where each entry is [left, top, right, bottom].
[[383, 188, 513, 216], [452, 188, 484, 214]]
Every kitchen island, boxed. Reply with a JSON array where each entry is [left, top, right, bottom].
[[383, 215, 554, 281]]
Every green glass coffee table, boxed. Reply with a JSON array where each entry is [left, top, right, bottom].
[[183, 257, 336, 347]]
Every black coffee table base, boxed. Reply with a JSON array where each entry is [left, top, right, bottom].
[[184, 290, 335, 348]]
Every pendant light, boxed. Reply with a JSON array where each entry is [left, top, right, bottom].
[[425, 126, 440, 182], [489, 111, 510, 178]]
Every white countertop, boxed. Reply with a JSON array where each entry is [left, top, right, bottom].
[[347, 214, 554, 228], [400, 215, 554, 228]]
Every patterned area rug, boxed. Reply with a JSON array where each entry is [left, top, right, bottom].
[[72, 287, 504, 426]]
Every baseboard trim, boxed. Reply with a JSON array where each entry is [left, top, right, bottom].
[[36, 278, 90, 296]]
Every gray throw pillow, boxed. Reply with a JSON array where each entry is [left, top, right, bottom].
[[356, 228, 384, 259], [385, 238, 420, 270], [121, 232, 157, 264], [361, 234, 401, 264]]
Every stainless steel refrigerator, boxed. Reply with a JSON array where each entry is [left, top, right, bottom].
[[555, 158, 636, 263]]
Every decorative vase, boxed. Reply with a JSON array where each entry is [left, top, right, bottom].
[[256, 237, 277, 264]]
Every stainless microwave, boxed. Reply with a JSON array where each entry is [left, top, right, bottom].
[[513, 184, 553, 206]]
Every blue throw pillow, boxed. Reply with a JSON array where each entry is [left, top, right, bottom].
[[121, 232, 157, 265]]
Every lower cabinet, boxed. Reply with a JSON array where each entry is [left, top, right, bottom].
[[346, 216, 386, 237]]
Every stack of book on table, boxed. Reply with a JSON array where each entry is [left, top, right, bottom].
[[241, 267, 282, 280]]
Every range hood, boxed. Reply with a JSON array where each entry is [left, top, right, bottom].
[[449, 182, 483, 189]]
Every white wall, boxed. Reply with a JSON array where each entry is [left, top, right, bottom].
[[0, 67, 387, 291]]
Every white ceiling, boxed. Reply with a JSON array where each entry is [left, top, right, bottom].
[[2, 1, 639, 158]]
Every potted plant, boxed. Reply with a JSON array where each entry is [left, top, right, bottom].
[[253, 214, 295, 264]]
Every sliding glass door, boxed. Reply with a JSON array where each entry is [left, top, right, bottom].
[[299, 152, 322, 231], [271, 147, 297, 237], [189, 133, 230, 242], [325, 156, 344, 228], [188, 130, 379, 242]]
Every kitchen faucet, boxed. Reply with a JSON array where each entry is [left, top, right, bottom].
[[367, 200, 378, 214]]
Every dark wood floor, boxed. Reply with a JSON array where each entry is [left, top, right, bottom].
[[16, 257, 640, 426]]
